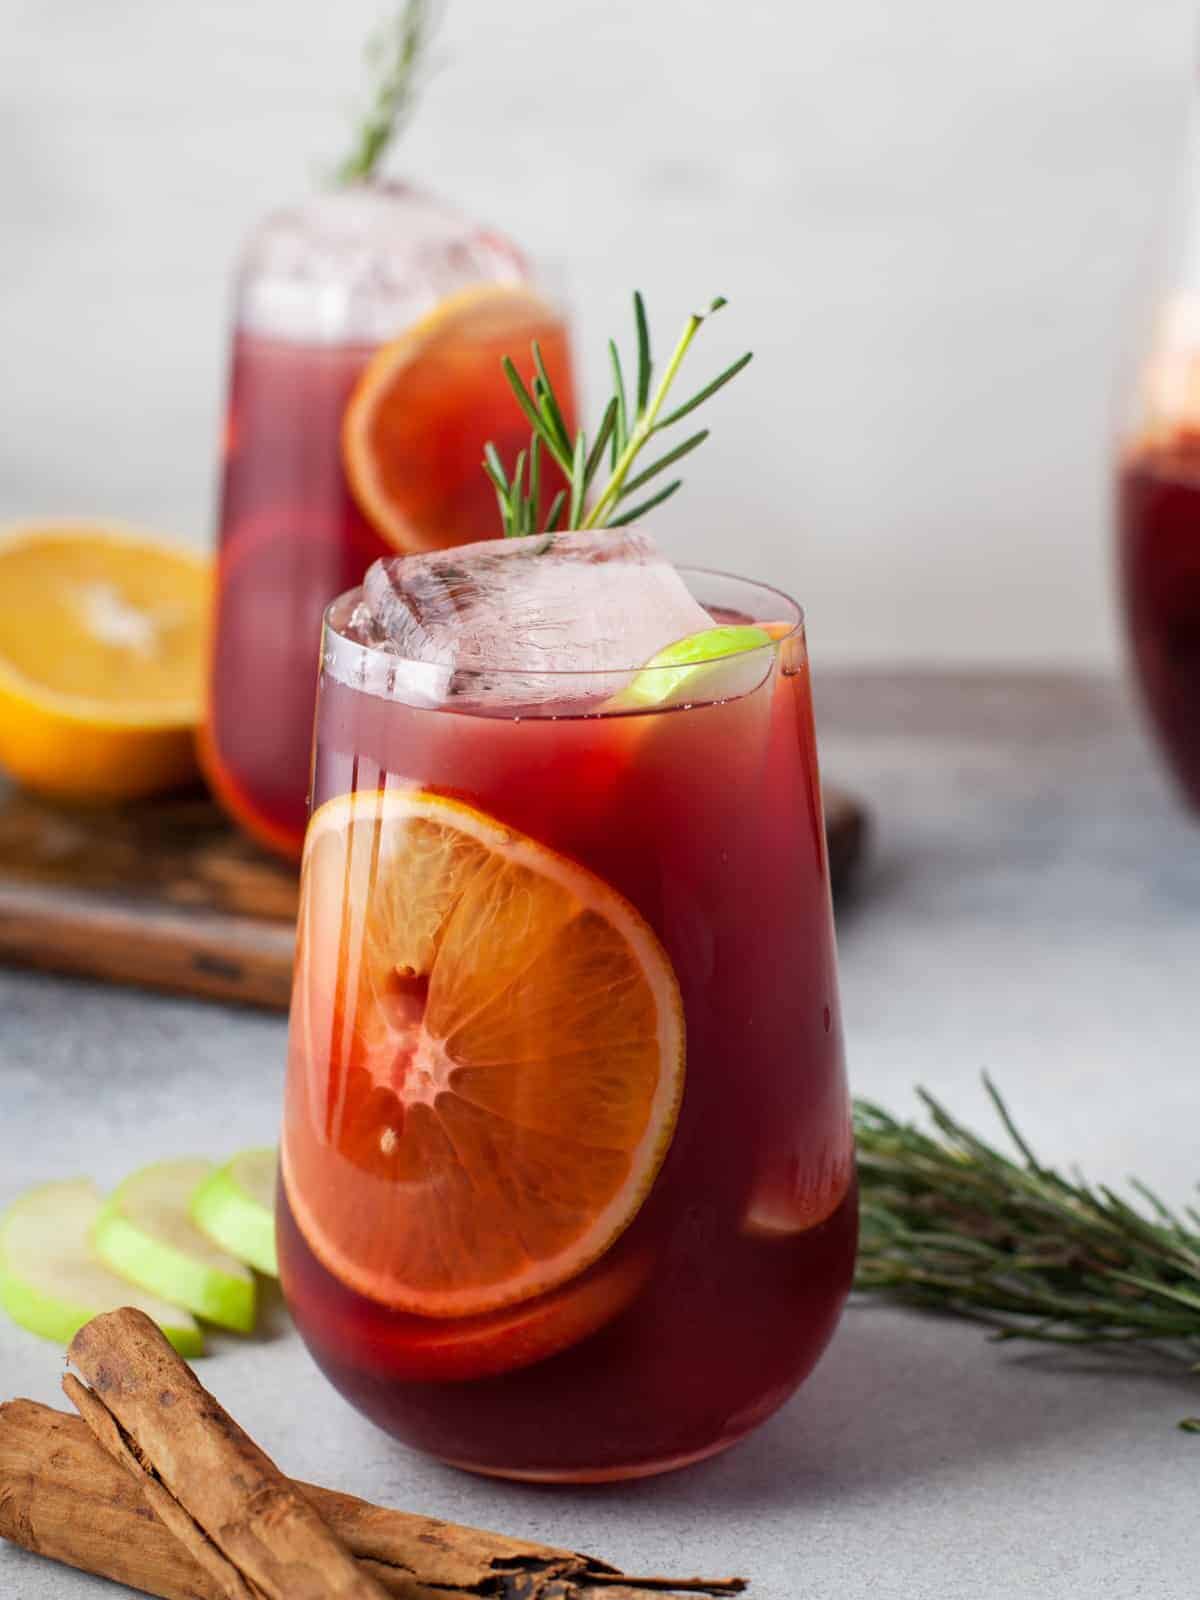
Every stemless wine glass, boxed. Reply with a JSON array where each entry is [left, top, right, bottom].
[[1115, 99, 1200, 811], [277, 568, 856, 1481], [199, 183, 573, 858]]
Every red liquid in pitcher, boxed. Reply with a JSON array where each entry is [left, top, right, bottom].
[[200, 336, 390, 855], [201, 317, 574, 858], [278, 616, 856, 1481], [1119, 431, 1200, 809]]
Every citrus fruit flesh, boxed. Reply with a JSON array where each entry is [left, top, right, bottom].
[[283, 788, 684, 1319], [0, 522, 210, 801], [293, 1225, 654, 1384], [741, 1124, 855, 1238], [372, 1243, 651, 1382], [342, 285, 573, 552], [0, 1179, 202, 1354]]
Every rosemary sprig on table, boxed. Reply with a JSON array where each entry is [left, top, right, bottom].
[[334, 0, 435, 185], [484, 292, 752, 538], [855, 1077, 1200, 1427]]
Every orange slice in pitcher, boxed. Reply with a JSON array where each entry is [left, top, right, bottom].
[[283, 788, 684, 1318], [342, 284, 571, 553]]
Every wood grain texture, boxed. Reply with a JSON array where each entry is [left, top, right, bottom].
[[0, 784, 298, 1008], [0, 780, 865, 1009]]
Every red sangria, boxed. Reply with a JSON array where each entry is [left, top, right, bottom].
[[1118, 414, 1200, 809], [201, 186, 572, 857], [277, 534, 856, 1481]]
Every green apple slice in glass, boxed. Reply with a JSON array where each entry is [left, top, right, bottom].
[[191, 1148, 279, 1277], [0, 1179, 202, 1353], [607, 625, 776, 713], [93, 1159, 256, 1333]]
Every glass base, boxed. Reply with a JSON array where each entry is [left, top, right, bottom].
[[441, 1436, 741, 1484]]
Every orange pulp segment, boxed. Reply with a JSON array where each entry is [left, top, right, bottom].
[[742, 1121, 855, 1238], [283, 788, 684, 1318], [315, 1243, 654, 1384], [342, 284, 572, 552], [0, 522, 210, 801]]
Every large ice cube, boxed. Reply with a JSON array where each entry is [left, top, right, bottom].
[[238, 183, 527, 344], [348, 528, 715, 707]]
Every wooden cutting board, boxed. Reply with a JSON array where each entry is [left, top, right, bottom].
[[0, 782, 867, 1011]]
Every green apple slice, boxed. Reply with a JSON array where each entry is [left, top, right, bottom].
[[0, 1179, 202, 1354], [607, 624, 776, 712], [93, 1159, 256, 1333], [190, 1148, 278, 1277]]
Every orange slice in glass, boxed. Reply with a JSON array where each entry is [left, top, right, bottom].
[[742, 1121, 855, 1238], [283, 788, 684, 1318], [342, 284, 573, 553], [303, 1241, 655, 1383]]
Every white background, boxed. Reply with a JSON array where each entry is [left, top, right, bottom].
[[0, 0, 1193, 665]]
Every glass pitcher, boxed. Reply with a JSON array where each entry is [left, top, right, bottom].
[[199, 184, 573, 857]]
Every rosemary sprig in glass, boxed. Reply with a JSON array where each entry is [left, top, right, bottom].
[[334, 0, 435, 186], [855, 1076, 1200, 1428], [484, 292, 752, 539]]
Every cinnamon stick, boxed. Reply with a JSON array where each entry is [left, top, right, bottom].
[[0, 1401, 742, 1600], [0, 1309, 744, 1600], [62, 1374, 258, 1600], [66, 1307, 389, 1600]]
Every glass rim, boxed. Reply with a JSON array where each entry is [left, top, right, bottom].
[[321, 564, 805, 682]]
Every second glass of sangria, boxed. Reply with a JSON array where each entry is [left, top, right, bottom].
[[1117, 291, 1200, 810]]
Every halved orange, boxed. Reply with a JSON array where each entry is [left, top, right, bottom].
[[0, 521, 210, 802], [282, 788, 684, 1318], [342, 284, 573, 552]]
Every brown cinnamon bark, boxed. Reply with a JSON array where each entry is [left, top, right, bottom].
[[0, 1312, 744, 1600], [0, 1399, 225, 1600], [62, 1375, 258, 1600], [66, 1307, 389, 1600], [0, 1400, 742, 1600]]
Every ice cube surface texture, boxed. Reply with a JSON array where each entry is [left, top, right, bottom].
[[345, 529, 716, 708], [237, 182, 527, 344]]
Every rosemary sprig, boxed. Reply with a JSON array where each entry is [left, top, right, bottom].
[[855, 1077, 1200, 1427], [334, 0, 435, 186], [486, 292, 752, 539]]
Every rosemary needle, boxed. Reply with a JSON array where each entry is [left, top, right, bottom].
[[333, 0, 435, 186], [855, 1076, 1200, 1427], [486, 293, 752, 539]]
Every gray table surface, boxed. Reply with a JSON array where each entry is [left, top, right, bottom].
[[2, 670, 1198, 1599]]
